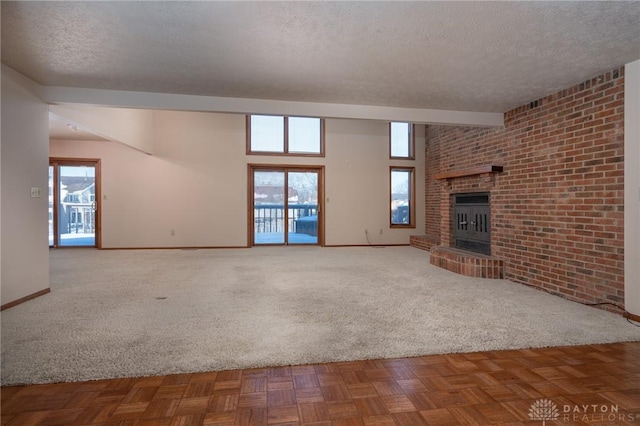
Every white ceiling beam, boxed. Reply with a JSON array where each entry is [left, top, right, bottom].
[[41, 86, 504, 128], [1, 64, 43, 100]]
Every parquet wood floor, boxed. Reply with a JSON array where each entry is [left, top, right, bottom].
[[2, 342, 639, 425]]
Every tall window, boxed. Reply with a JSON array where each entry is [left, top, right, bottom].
[[390, 122, 414, 159], [390, 167, 415, 227], [248, 115, 324, 156]]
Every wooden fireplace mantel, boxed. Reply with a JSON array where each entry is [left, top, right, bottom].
[[433, 165, 504, 180]]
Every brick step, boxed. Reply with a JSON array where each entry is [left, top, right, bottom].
[[430, 245, 504, 279], [409, 235, 439, 252]]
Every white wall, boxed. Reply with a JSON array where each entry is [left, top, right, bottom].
[[1, 67, 50, 306], [49, 105, 154, 154], [50, 111, 425, 248], [325, 119, 425, 245], [624, 59, 640, 317]]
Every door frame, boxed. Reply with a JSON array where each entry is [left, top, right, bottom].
[[49, 157, 102, 249], [248, 164, 325, 247]]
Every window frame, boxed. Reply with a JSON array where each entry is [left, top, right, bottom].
[[389, 166, 416, 228], [389, 122, 415, 160], [247, 115, 325, 157]]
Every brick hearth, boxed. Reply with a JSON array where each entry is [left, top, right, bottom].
[[430, 246, 504, 279]]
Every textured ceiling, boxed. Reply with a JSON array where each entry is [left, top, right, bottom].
[[2, 1, 639, 113]]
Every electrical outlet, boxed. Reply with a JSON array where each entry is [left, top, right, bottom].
[[170, 229, 175, 236], [379, 228, 383, 235], [30, 187, 41, 198]]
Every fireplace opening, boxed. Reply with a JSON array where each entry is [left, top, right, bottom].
[[453, 193, 490, 255]]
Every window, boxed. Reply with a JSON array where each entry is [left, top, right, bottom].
[[248, 115, 324, 156], [390, 122, 414, 159], [390, 167, 415, 227], [250, 115, 284, 152], [289, 117, 321, 153]]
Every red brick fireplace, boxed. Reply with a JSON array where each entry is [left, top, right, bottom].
[[412, 66, 625, 307], [427, 166, 504, 279]]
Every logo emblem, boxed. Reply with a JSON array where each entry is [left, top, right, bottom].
[[529, 399, 559, 425]]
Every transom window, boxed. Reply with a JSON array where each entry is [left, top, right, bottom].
[[389, 122, 414, 159], [248, 115, 324, 156]]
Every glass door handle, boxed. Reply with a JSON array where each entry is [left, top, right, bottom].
[[91, 201, 97, 211]]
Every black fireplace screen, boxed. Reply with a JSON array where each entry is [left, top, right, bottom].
[[453, 193, 490, 255]]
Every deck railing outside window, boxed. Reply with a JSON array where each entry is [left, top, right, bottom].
[[254, 204, 318, 234]]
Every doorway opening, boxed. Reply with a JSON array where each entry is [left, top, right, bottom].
[[49, 158, 101, 248], [249, 165, 324, 246]]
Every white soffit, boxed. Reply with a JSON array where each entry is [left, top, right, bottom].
[[41, 86, 504, 127]]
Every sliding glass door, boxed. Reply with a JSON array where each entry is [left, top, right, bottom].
[[49, 159, 100, 248], [253, 170, 286, 244], [251, 166, 322, 246]]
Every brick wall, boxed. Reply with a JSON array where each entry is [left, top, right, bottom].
[[425, 127, 441, 245], [425, 67, 625, 307]]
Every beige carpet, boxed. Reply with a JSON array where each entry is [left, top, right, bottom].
[[1, 246, 638, 386]]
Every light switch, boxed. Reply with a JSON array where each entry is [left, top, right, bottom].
[[30, 187, 41, 198]]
